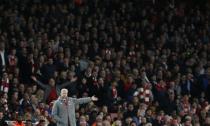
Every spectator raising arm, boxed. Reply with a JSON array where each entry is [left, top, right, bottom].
[[31, 76, 48, 89]]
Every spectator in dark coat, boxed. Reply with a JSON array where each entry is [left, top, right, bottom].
[[164, 90, 177, 114], [77, 78, 90, 97], [66, 71, 78, 97], [199, 67, 210, 101], [180, 74, 196, 97]]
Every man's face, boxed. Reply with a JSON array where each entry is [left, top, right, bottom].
[[48, 58, 53, 64], [128, 104, 134, 111], [61, 90, 68, 98]]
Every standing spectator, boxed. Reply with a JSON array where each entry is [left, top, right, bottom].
[[66, 71, 78, 97], [18, 49, 34, 84], [181, 73, 196, 97], [106, 81, 119, 107], [8, 48, 18, 73], [123, 75, 136, 100], [40, 58, 56, 83], [77, 78, 90, 97]]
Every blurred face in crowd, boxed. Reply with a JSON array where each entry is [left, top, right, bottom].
[[98, 78, 104, 85], [102, 106, 108, 114], [133, 69, 139, 77], [132, 96, 139, 105], [141, 117, 147, 124], [0, 111, 3, 119], [24, 93, 30, 100], [32, 85, 37, 93], [79, 115, 87, 126], [82, 78, 87, 84], [48, 58, 53, 64], [128, 104, 134, 111], [14, 68, 19, 75], [2, 72, 8, 80], [105, 115, 112, 123], [96, 122, 102, 126], [31, 95, 38, 104], [125, 117, 133, 125], [103, 120, 111, 126], [60, 71, 67, 79], [130, 121, 137, 126], [13, 77, 19, 85], [49, 78, 55, 87], [39, 55, 45, 63], [68, 71, 75, 79], [99, 70, 106, 79], [21, 48, 27, 56], [95, 115, 103, 125], [19, 84, 25, 92], [115, 70, 121, 78], [12, 91, 19, 100], [64, 57, 69, 65], [115, 120, 122, 126], [26, 87, 33, 95], [168, 90, 175, 100], [128, 76, 133, 83]]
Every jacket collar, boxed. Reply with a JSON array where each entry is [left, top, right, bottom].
[[58, 97, 68, 102]]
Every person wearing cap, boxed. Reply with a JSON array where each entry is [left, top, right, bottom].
[[52, 88, 98, 126]]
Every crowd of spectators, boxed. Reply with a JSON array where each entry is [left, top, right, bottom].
[[0, 0, 210, 125]]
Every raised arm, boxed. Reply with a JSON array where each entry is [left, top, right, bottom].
[[59, 81, 72, 89], [31, 76, 48, 89], [59, 77, 78, 88]]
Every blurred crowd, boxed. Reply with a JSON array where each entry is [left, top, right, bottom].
[[0, 0, 210, 125]]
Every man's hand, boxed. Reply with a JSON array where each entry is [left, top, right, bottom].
[[31, 76, 37, 81], [91, 96, 98, 101]]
